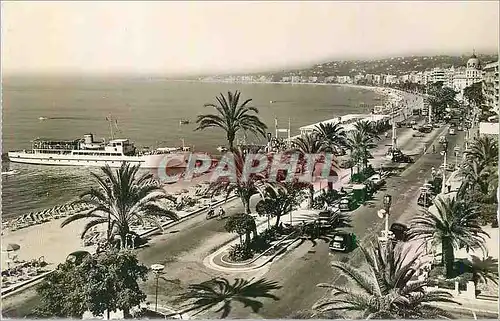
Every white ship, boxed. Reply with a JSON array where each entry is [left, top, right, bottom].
[[8, 133, 191, 169]]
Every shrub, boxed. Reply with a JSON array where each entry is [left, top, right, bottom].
[[249, 235, 271, 254], [227, 244, 253, 262]]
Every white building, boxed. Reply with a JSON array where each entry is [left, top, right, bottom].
[[454, 53, 483, 101], [482, 61, 499, 114]]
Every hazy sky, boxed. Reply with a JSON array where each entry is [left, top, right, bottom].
[[2, 1, 499, 75]]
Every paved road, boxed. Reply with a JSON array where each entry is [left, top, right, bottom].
[[2, 122, 470, 318]]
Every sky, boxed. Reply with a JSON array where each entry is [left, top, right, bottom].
[[2, 1, 499, 76]]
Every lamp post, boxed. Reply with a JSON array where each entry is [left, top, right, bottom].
[[151, 264, 165, 312], [377, 195, 392, 242], [441, 141, 448, 194]]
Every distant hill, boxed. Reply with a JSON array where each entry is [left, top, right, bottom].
[[195, 54, 498, 79]]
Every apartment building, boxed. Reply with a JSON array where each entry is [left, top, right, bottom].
[[482, 61, 499, 114]]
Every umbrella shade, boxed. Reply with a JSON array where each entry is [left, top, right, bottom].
[[5, 243, 20, 252]]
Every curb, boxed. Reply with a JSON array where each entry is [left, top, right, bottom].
[[205, 237, 302, 273]]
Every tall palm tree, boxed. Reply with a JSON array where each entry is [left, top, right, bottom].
[[314, 122, 347, 154], [346, 130, 376, 172], [210, 148, 265, 215], [172, 278, 281, 318], [354, 120, 380, 140], [466, 135, 498, 167], [408, 195, 489, 278], [61, 163, 178, 249], [292, 133, 323, 207], [195, 91, 267, 151], [313, 241, 456, 319]]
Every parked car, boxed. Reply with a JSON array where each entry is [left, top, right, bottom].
[[457, 125, 463, 131], [393, 152, 413, 163], [417, 187, 434, 207], [367, 174, 385, 188], [329, 232, 356, 253], [441, 163, 455, 171], [433, 123, 441, 128], [412, 125, 419, 130], [449, 128, 456, 135], [339, 196, 355, 211], [389, 223, 408, 242], [439, 136, 447, 144]]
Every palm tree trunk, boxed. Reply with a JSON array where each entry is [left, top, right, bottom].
[[274, 214, 281, 229], [241, 195, 251, 214], [309, 185, 314, 209], [442, 237, 455, 278]]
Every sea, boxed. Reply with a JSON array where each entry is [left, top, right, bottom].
[[1, 76, 383, 220]]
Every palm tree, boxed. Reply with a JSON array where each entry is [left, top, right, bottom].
[[346, 130, 376, 172], [195, 91, 267, 151], [255, 182, 304, 229], [291, 133, 329, 206], [466, 135, 498, 167], [209, 148, 265, 215], [408, 195, 489, 278], [313, 241, 456, 319], [314, 122, 347, 154], [354, 120, 380, 140], [173, 278, 281, 318], [61, 163, 178, 249], [464, 255, 499, 286]]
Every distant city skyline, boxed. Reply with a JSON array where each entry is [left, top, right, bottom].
[[2, 1, 499, 76]]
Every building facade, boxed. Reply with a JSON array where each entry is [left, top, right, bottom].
[[482, 61, 499, 114]]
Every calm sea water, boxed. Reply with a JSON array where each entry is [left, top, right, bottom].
[[1, 76, 382, 219]]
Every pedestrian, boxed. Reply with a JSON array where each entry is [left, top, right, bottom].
[[432, 145, 436, 154], [447, 184, 451, 193]]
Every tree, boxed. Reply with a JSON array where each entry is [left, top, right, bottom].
[[463, 82, 484, 108], [173, 278, 281, 318], [464, 255, 499, 286], [209, 148, 265, 215], [35, 261, 86, 318], [80, 250, 149, 318], [346, 129, 376, 172], [466, 135, 498, 168], [35, 250, 149, 319], [61, 163, 178, 249], [195, 91, 267, 151], [225, 213, 257, 245], [313, 241, 456, 319], [354, 120, 380, 141], [292, 133, 323, 207], [408, 196, 488, 278], [255, 182, 304, 229], [427, 87, 457, 121], [314, 122, 347, 154]]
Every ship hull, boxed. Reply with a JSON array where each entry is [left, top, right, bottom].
[[7, 152, 189, 169]]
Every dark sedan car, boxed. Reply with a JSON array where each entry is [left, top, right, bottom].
[[329, 232, 356, 252]]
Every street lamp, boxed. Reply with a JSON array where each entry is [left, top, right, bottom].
[[151, 263, 165, 312], [377, 195, 392, 242], [441, 141, 449, 194]]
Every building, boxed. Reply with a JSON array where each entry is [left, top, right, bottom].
[[444, 67, 455, 88], [453, 53, 484, 101], [482, 61, 499, 114], [427, 68, 446, 84]]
